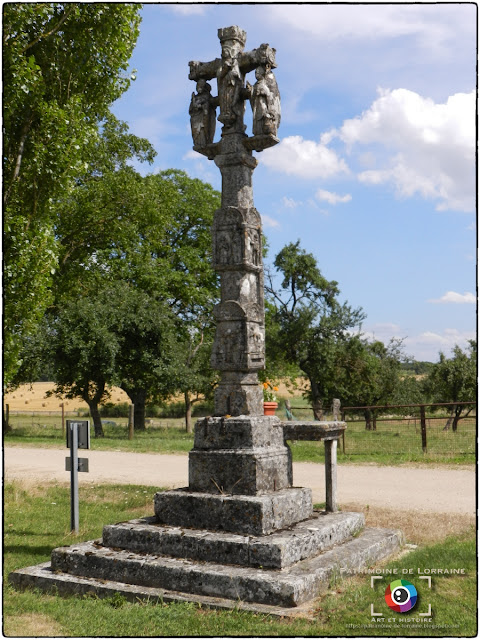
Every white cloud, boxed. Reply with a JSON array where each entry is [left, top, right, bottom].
[[268, 4, 474, 63], [315, 189, 352, 205], [282, 196, 302, 209], [169, 4, 209, 16], [428, 291, 476, 304], [404, 329, 476, 361], [270, 5, 445, 42], [262, 214, 280, 229], [361, 323, 404, 344], [336, 88, 475, 212], [362, 323, 475, 361], [261, 136, 349, 179]]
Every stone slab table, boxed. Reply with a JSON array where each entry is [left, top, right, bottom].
[[282, 421, 346, 513]]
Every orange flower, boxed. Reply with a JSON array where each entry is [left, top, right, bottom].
[[263, 382, 269, 389], [273, 386, 279, 392]]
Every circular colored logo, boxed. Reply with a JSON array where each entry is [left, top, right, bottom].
[[385, 579, 417, 613]]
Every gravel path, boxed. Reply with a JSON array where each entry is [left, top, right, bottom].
[[4, 446, 475, 515]]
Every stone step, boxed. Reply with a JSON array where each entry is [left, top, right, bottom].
[[8, 561, 316, 619], [102, 511, 365, 569], [154, 486, 313, 536], [49, 526, 403, 607]]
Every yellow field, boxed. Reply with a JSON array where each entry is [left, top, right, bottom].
[[4, 382, 130, 412], [4, 378, 306, 413]]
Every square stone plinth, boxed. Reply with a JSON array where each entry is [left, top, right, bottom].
[[189, 448, 290, 494], [154, 487, 312, 536], [189, 416, 291, 495]]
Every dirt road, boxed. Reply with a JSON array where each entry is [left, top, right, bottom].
[[5, 446, 475, 515]]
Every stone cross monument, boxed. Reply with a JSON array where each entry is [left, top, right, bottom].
[[9, 27, 402, 614], [188, 25, 281, 417]]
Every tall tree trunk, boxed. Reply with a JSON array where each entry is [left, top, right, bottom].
[[87, 400, 104, 438], [443, 405, 456, 431], [3, 403, 11, 433], [82, 381, 105, 437], [121, 386, 147, 431], [364, 408, 372, 431], [372, 411, 377, 431], [310, 379, 323, 421], [185, 391, 193, 434], [453, 405, 460, 432]]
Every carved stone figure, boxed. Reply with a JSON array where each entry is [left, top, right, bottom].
[[189, 79, 216, 147], [249, 65, 281, 136], [217, 43, 244, 129], [245, 228, 260, 266]]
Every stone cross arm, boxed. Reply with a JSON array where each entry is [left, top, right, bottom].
[[189, 43, 277, 82]]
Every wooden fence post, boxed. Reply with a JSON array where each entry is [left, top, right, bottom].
[[61, 402, 65, 438], [128, 404, 134, 440], [420, 405, 427, 453]]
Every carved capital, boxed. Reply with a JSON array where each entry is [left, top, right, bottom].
[[218, 25, 247, 47]]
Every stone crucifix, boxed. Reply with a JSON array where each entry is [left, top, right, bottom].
[[189, 26, 281, 417]]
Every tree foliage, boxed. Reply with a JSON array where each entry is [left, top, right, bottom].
[[265, 241, 365, 417], [3, 3, 142, 384], [46, 164, 220, 431], [423, 341, 476, 430]]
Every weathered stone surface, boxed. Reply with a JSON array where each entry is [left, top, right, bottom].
[[102, 511, 365, 569], [189, 448, 290, 495], [282, 421, 347, 441], [213, 381, 263, 416], [45, 526, 403, 607], [154, 487, 313, 536], [8, 562, 313, 619], [194, 416, 283, 449], [188, 27, 282, 417], [189, 416, 291, 495]]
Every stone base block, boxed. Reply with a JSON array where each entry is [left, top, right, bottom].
[[154, 487, 313, 536], [102, 511, 365, 569], [189, 448, 290, 494], [41, 527, 403, 607], [194, 416, 283, 449], [189, 416, 291, 495]]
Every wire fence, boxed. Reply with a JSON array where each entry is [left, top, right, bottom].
[[5, 401, 476, 458], [283, 401, 476, 458]]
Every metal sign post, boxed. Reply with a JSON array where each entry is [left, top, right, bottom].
[[66, 420, 90, 533], [70, 422, 79, 532]]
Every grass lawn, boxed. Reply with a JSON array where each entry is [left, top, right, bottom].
[[5, 413, 475, 466], [4, 480, 477, 637]]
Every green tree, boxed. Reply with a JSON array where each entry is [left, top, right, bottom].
[[265, 241, 365, 419], [3, 3, 142, 384], [340, 338, 406, 429], [48, 168, 220, 431], [423, 341, 477, 431], [45, 289, 122, 438]]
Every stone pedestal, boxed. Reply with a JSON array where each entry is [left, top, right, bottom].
[[154, 415, 313, 536], [189, 416, 290, 494]]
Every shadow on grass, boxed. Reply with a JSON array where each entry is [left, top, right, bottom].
[[4, 544, 58, 557]]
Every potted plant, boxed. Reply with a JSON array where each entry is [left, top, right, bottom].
[[262, 381, 279, 416]]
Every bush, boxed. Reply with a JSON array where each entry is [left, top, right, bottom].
[[99, 402, 130, 418], [152, 400, 214, 419]]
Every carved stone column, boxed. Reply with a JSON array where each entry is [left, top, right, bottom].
[[211, 134, 264, 416]]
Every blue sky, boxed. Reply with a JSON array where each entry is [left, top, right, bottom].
[[112, 2, 476, 362]]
